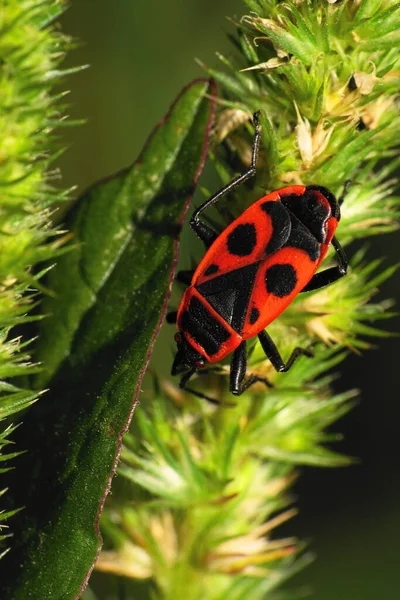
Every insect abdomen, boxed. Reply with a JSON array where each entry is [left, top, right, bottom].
[[177, 288, 241, 362]]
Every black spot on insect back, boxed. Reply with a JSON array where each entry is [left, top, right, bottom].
[[265, 264, 297, 298], [197, 263, 259, 334], [227, 223, 257, 256], [285, 213, 320, 262], [261, 201, 292, 255], [249, 307, 260, 324], [204, 264, 219, 276]]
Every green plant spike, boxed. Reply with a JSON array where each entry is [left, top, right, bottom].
[[0, 0, 80, 562]]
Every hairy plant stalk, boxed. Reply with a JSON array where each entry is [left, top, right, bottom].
[[0, 0, 73, 556], [93, 1, 399, 598]]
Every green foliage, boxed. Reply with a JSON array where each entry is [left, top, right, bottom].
[[0, 80, 215, 598], [207, 1, 399, 194], [93, 1, 399, 599], [33, 80, 214, 389], [0, 0, 74, 557], [0, 0, 398, 598]]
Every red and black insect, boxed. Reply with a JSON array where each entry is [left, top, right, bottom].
[[168, 112, 348, 401]]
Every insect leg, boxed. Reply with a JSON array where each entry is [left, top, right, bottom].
[[229, 341, 247, 395], [258, 330, 313, 373], [166, 311, 178, 324], [176, 269, 195, 285], [179, 369, 220, 404], [190, 111, 262, 248], [301, 236, 348, 292], [230, 341, 272, 396], [179, 367, 234, 406]]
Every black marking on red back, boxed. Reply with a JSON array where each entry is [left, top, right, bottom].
[[249, 307, 260, 324], [265, 264, 298, 297], [180, 296, 231, 355], [227, 223, 257, 256], [196, 263, 259, 333], [280, 187, 334, 243], [189, 186, 337, 345], [204, 264, 219, 276], [283, 212, 320, 261], [260, 201, 292, 255]]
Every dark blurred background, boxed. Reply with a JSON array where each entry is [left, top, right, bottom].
[[57, 1, 399, 598]]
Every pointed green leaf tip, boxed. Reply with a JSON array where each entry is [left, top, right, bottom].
[[0, 78, 215, 600]]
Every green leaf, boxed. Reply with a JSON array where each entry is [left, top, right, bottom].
[[0, 79, 215, 599], [253, 20, 316, 65], [35, 79, 214, 388]]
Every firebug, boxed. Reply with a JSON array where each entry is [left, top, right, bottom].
[[168, 112, 349, 402]]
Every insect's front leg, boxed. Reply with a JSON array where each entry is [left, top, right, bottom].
[[230, 341, 272, 396], [190, 111, 262, 248], [301, 236, 348, 293], [179, 367, 234, 406]]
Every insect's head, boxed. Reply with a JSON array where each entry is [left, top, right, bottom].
[[171, 332, 206, 375], [281, 186, 340, 243], [306, 185, 341, 220]]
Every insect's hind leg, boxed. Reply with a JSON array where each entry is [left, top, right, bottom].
[[190, 111, 262, 248], [258, 330, 313, 373], [230, 340, 272, 396]]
